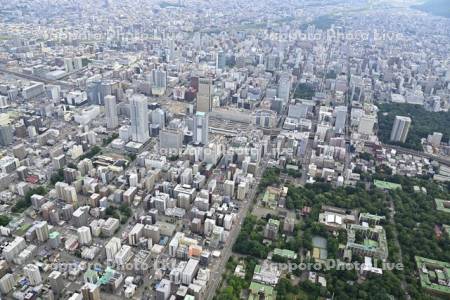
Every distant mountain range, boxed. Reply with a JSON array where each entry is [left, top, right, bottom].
[[413, 0, 450, 18]]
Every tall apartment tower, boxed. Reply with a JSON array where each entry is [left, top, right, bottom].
[[0, 274, 15, 294], [390, 116, 411, 143], [24, 264, 42, 286], [105, 237, 122, 262], [197, 78, 212, 113], [48, 270, 65, 295], [35, 221, 49, 242], [193, 112, 209, 145], [130, 94, 149, 143], [77, 226, 92, 245], [81, 282, 100, 300], [104, 95, 119, 129]]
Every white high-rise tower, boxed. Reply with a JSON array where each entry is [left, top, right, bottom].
[[193, 112, 209, 145], [130, 94, 149, 143], [334, 106, 347, 134], [197, 78, 212, 113], [390, 116, 411, 143], [104, 95, 119, 129]]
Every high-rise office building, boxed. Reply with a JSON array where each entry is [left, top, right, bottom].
[[87, 80, 120, 106], [334, 106, 347, 134], [252, 109, 277, 128], [0, 125, 13, 146], [152, 108, 166, 129], [357, 115, 376, 135], [390, 116, 411, 143], [265, 54, 280, 71], [104, 95, 118, 129], [181, 258, 199, 285], [193, 112, 208, 145], [130, 94, 149, 143], [86, 80, 102, 105], [197, 78, 212, 113], [151, 68, 167, 96], [101, 81, 113, 102], [277, 73, 291, 103], [159, 128, 183, 152], [216, 51, 226, 70]]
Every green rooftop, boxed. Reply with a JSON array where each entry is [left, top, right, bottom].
[[363, 239, 379, 249], [98, 267, 115, 285], [84, 269, 98, 284], [16, 223, 32, 236], [262, 190, 278, 209], [359, 213, 386, 223], [254, 264, 262, 273], [273, 248, 297, 260], [286, 164, 299, 171], [415, 256, 450, 296], [374, 180, 402, 190], [49, 231, 60, 239], [435, 199, 450, 213], [249, 281, 275, 300], [268, 219, 280, 227]]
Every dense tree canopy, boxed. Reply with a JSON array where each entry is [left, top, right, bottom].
[[377, 103, 450, 150]]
